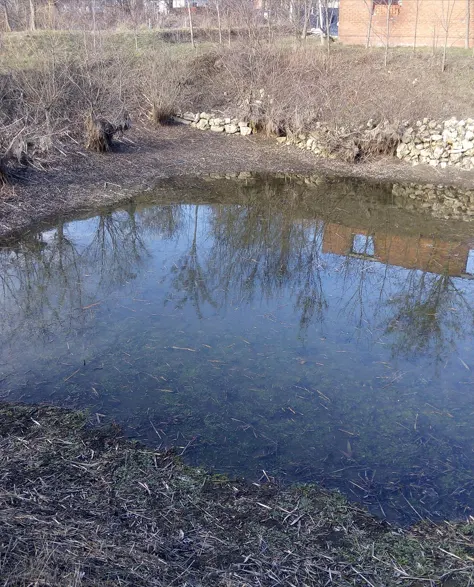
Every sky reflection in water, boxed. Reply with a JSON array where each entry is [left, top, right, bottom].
[[1, 174, 474, 524]]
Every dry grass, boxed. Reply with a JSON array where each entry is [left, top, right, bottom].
[[1, 32, 474, 175], [203, 42, 474, 134], [1, 402, 474, 587], [84, 112, 131, 152], [148, 103, 176, 125]]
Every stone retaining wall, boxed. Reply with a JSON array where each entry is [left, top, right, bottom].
[[396, 118, 474, 170], [175, 112, 253, 136], [177, 111, 474, 171]]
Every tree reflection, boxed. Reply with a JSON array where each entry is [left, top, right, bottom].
[[0, 204, 150, 343], [1, 176, 474, 364], [169, 206, 217, 319], [384, 272, 474, 361]]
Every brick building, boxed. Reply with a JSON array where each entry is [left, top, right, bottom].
[[339, 0, 473, 48]]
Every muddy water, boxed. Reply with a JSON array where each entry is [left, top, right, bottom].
[[1, 174, 474, 524]]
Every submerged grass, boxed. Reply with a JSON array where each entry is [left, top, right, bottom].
[[1, 402, 474, 586]]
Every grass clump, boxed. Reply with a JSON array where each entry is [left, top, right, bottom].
[[1, 402, 474, 586], [84, 112, 131, 152]]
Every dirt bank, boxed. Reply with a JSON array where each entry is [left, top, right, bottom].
[[1, 402, 473, 587], [2, 124, 474, 241]]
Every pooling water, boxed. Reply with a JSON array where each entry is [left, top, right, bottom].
[[1, 174, 474, 524]]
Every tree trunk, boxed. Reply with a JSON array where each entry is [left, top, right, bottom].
[[384, 0, 392, 67], [442, 26, 449, 71], [364, 0, 373, 48], [4, 4, 11, 32], [92, 0, 97, 46], [267, 0, 273, 42], [466, 0, 470, 49], [324, 0, 330, 56], [216, 0, 222, 44], [187, 0, 195, 49], [29, 0, 36, 31], [319, 0, 325, 44], [413, 0, 420, 53], [48, 0, 56, 28], [301, 0, 310, 39]]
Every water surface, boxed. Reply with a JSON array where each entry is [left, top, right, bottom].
[[2, 174, 474, 524]]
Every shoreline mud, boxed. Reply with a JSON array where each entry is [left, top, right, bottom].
[[2, 125, 474, 242], [1, 401, 474, 586]]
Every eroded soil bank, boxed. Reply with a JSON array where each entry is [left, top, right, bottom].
[[2, 125, 474, 241], [1, 402, 474, 587]]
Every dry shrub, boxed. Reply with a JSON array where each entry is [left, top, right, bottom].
[[1, 33, 135, 160], [311, 121, 404, 163], [207, 42, 474, 136], [360, 121, 403, 158], [85, 112, 131, 152], [148, 103, 176, 125], [137, 45, 197, 126], [3, 32, 474, 167], [85, 113, 114, 152]]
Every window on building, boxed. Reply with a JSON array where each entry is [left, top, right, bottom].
[[352, 234, 375, 257], [373, 0, 401, 16]]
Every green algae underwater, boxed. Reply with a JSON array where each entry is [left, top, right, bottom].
[[1, 173, 474, 526]]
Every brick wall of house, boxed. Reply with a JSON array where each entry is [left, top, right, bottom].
[[339, 0, 474, 48], [322, 223, 470, 275]]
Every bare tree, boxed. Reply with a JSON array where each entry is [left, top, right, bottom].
[[29, 0, 36, 30], [413, 0, 423, 53], [439, 0, 457, 72], [186, 0, 195, 48], [362, 0, 374, 48]]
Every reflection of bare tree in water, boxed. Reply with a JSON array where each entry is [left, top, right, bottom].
[[139, 204, 184, 240], [82, 204, 148, 291], [169, 206, 217, 319], [166, 196, 328, 334], [0, 205, 150, 343], [294, 223, 328, 334], [384, 272, 474, 361], [338, 255, 392, 330], [0, 224, 85, 343]]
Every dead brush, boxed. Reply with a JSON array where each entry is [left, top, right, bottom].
[[148, 102, 176, 126], [85, 112, 131, 152], [359, 121, 403, 158], [313, 122, 403, 163]]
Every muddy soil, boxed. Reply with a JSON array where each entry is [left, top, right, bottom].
[[1, 124, 474, 240]]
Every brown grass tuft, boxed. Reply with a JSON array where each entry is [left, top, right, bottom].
[[148, 102, 176, 126], [85, 113, 115, 152], [84, 112, 130, 152]]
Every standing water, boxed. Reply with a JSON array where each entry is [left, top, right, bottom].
[[1, 174, 474, 524]]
